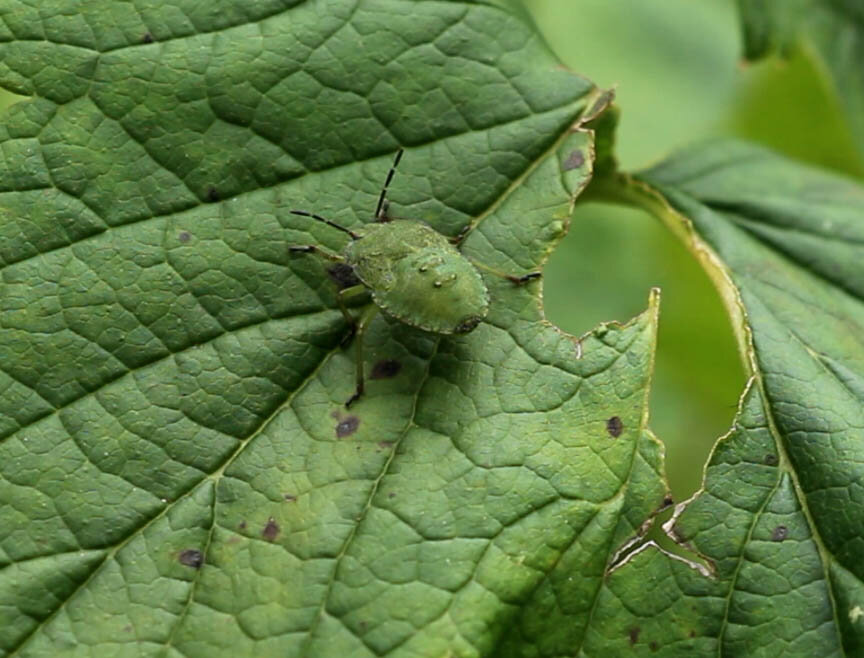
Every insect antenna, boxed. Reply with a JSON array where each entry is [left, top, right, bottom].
[[290, 210, 360, 240], [375, 148, 404, 222]]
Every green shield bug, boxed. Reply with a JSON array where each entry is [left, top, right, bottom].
[[290, 149, 540, 406]]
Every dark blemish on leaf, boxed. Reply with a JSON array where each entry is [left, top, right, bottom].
[[206, 187, 219, 202], [689, 630, 696, 638], [336, 415, 359, 438], [327, 263, 360, 289], [238, 520, 247, 530], [388, 492, 396, 498], [371, 359, 402, 379], [563, 150, 585, 170], [178, 230, 191, 243], [649, 641, 659, 652], [606, 416, 624, 438], [377, 440, 394, 451], [359, 620, 368, 631], [771, 525, 788, 542], [123, 624, 133, 633], [178, 548, 204, 569], [629, 627, 640, 645], [662, 494, 674, 508], [764, 454, 778, 466], [262, 517, 280, 541], [142, 32, 154, 44], [284, 493, 297, 502]]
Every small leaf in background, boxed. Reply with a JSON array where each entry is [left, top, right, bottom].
[[589, 139, 864, 654], [736, 0, 864, 165]]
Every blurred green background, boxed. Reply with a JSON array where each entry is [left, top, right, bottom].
[[0, 0, 859, 500]]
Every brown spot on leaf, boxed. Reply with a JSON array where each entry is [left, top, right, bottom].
[[771, 525, 788, 542], [606, 416, 624, 438], [371, 359, 402, 379], [377, 440, 394, 451], [629, 627, 640, 645], [564, 150, 585, 170], [206, 187, 219, 202], [178, 230, 191, 243], [336, 415, 360, 438], [649, 640, 659, 652], [178, 548, 204, 569], [764, 454, 778, 466], [388, 492, 396, 498], [238, 520, 247, 530], [284, 493, 297, 502], [662, 494, 674, 508], [262, 517, 280, 541], [142, 32, 154, 44]]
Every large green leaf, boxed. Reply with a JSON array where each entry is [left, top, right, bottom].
[[0, 1, 670, 655], [735, 0, 864, 164], [584, 139, 864, 655]]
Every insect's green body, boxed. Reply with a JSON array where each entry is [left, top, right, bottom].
[[345, 220, 489, 334], [290, 149, 538, 406]]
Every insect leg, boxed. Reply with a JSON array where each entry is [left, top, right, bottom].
[[469, 260, 542, 285], [346, 304, 379, 408], [449, 224, 471, 246], [288, 244, 345, 261], [336, 284, 368, 346]]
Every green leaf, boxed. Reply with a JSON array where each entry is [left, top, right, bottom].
[[735, 0, 864, 162], [0, 1, 668, 655], [588, 139, 864, 655]]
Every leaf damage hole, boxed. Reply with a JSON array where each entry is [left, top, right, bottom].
[[178, 548, 204, 569], [563, 150, 585, 170], [142, 32, 154, 44], [178, 230, 191, 243], [371, 359, 402, 379], [206, 187, 219, 203], [771, 525, 788, 542], [335, 414, 360, 438], [606, 416, 624, 438], [262, 517, 280, 541]]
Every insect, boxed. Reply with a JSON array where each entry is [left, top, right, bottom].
[[290, 149, 540, 406]]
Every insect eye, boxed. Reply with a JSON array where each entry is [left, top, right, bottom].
[[454, 315, 483, 334]]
